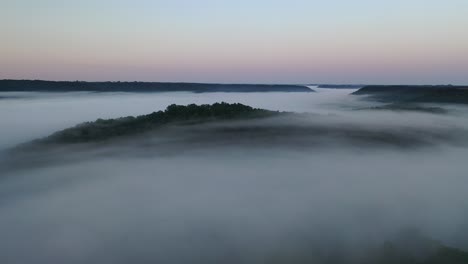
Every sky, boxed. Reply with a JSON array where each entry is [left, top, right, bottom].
[[1, 0, 468, 84]]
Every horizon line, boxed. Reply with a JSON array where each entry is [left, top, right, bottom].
[[2, 79, 465, 87]]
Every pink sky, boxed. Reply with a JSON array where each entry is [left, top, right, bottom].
[[2, 0, 468, 84]]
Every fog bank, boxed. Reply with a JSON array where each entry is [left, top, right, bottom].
[[1, 89, 468, 263]]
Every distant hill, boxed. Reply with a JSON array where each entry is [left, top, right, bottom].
[[356, 103, 447, 114], [353, 85, 468, 104], [0, 80, 313, 93]]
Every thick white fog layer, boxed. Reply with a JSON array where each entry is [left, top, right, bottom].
[[0, 87, 362, 149], [1, 88, 468, 263]]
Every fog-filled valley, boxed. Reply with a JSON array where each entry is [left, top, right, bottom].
[[1, 88, 468, 263]]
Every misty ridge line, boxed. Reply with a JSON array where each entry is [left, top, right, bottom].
[[0, 103, 283, 173], [3, 101, 468, 176], [12, 102, 467, 149], [19, 103, 282, 145], [0, 80, 314, 93], [353, 85, 468, 105]]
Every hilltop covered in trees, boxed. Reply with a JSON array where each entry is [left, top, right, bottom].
[[33, 103, 280, 144], [16, 102, 467, 151]]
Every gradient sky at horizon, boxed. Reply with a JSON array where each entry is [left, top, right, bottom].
[[2, 0, 468, 84]]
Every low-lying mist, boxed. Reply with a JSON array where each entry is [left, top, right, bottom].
[[1, 89, 468, 263], [0, 88, 358, 149]]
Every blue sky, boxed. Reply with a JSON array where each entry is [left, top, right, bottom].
[[2, 0, 468, 84]]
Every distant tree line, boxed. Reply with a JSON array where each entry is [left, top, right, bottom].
[[353, 85, 468, 104], [0, 80, 313, 93]]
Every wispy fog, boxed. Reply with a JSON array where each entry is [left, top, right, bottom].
[[0, 87, 361, 149], [1, 88, 468, 263]]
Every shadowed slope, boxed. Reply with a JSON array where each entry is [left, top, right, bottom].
[[353, 85, 468, 104]]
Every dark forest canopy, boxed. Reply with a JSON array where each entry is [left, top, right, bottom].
[[353, 85, 468, 104], [355, 103, 448, 114], [0, 80, 313, 93], [31, 103, 280, 144], [16, 102, 467, 150]]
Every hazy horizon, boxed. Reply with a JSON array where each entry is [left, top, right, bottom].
[[2, 0, 468, 84], [1, 80, 466, 86], [3, 1, 468, 263]]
